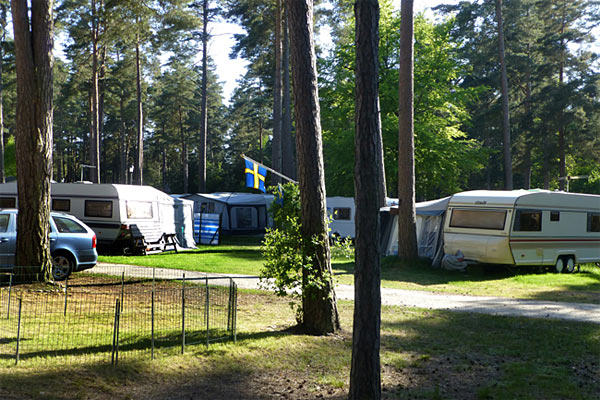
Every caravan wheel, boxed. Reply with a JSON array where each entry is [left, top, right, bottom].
[[564, 257, 576, 274], [554, 257, 565, 273]]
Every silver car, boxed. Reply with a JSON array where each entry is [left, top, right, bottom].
[[0, 209, 98, 280]]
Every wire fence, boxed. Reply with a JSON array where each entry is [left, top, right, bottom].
[[0, 265, 237, 366]]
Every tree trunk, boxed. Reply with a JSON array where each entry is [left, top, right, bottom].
[[119, 89, 127, 184], [397, 0, 418, 260], [89, 0, 100, 184], [557, 1, 567, 191], [496, 0, 512, 190], [134, 31, 143, 185], [287, 0, 340, 335], [11, 0, 54, 281], [178, 107, 188, 193], [198, 0, 208, 193], [282, 4, 295, 180], [272, 0, 283, 185], [349, 0, 382, 398], [0, 4, 5, 184]]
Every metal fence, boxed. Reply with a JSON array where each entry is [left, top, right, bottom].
[[0, 265, 237, 366]]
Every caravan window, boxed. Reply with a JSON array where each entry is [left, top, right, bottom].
[[333, 207, 351, 221], [588, 213, 600, 232], [0, 197, 15, 208], [449, 209, 507, 230], [85, 200, 113, 218], [513, 210, 542, 232], [126, 201, 153, 219], [235, 207, 253, 228], [52, 199, 71, 212]]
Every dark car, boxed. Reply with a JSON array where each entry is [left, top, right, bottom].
[[0, 209, 98, 280]]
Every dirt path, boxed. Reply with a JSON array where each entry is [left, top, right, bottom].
[[94, 263, 600, 324]]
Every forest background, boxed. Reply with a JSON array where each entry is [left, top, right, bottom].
[[0, 0, 598, 200]]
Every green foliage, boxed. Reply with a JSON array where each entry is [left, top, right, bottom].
[[260, 183, 339, 321], [3, 136, 15, 178], [261, 184, 305, 302], [320, 4, 486, 199]]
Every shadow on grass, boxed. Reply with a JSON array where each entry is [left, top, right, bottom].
[[2, 308, 599, 400]]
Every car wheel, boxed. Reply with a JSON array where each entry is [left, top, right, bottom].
[[52, 254, 74, 281], [555, 257, 565, 273], [564, 257, 576, 274]]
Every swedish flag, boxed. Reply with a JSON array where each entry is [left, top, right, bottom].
[[245, 159, 267, 192], [274, 183, 284, 206]]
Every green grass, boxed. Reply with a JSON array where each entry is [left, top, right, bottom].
[[99, 240, 264, 276], [1, 293, 599, 399], [100, 236, 600, 304], [332, 257, 600, 304]]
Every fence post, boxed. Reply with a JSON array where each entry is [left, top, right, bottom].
[[233, 282, 237, 343], [205, 275, 209, 348], [63, 277, 69, 317], [227, 278, 233, 333], [15, 298, 22, 365], [7, 273, 12, 319], [181, 273, 185, 354], [111, 298, 121, 366], [120, 272, 125, 312], [151, 269, 155, 360]]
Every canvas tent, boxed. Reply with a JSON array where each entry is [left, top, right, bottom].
[[172, 197, 196, 248], [178, 192, 274, 234], [381, 197, 450, 265]]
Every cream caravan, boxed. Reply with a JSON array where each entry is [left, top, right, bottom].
[[444, 190, 600, 272]]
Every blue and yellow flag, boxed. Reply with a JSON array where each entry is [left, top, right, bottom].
[[274, 183, 284, 206], [245, 159, 267, 192]]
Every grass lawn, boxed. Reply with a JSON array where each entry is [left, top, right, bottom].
[[99, 236, 600, 304], [1, 292, 598, 399]]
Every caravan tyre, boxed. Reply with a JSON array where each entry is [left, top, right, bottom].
[[564, 257, 576, 274], [554, 257, 565, 274]]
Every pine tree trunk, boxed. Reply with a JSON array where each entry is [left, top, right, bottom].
[[287, 0, 339, 335], [496, 0, 513, 190], [349, 0, 382, 398], [198, 0, 208, 193], [272, 0, 283, 185], [119, 90, 127, 184], [397, 0, 418, 260], [134, 32, 143, 185], [282, 5, 295, 180], [0, 5, 5, 184], [11, 0, 54, 281]]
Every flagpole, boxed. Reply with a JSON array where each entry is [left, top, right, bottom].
[[241, 154, 298, 184]]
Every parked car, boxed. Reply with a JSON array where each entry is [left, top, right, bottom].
[[0, 209, 98, 280]]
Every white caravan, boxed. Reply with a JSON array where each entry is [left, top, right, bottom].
[[328, 196, 399, 239], [444, 190, 600, 272], [0, 182, 196, 253]]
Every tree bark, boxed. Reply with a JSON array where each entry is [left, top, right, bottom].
[[496, 0, 513, 190], [349, 0, 382, 398], [88, 0, 101, 184], [282, 4, 295, 180], [134, 30, 143, 185], [11, 0, 54, 281], [198, 0, 208, 193], [0, 4, 5, 184], [287, 0, 340, 335], [397, 0, 418, 260], [272, 0, 283, 185]]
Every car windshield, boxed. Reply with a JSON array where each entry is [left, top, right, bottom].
[[53, 216, 87, 234]]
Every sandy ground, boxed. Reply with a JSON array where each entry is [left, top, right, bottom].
[[94, 263, 600, 324]]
